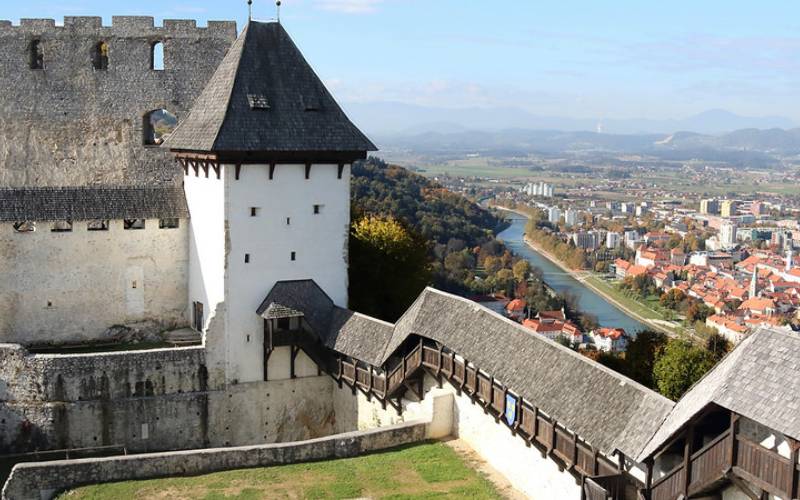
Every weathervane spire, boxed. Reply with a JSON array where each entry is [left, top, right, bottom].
[[276, 0, 282, 23], [247, 0, 253, 21]]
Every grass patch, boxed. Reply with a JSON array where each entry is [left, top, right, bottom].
[[60, 442, 502, 500]]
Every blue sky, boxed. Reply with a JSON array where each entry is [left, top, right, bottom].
[[7, 1, 800, 121]]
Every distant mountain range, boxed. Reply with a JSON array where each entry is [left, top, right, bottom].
[[342, 102, 796, 136], [368, 128, 800, 167]]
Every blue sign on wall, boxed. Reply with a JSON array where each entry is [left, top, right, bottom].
[[505, 393, 517, 426]]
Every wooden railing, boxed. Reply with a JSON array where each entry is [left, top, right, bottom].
[[735, 435, 794, 498], [651, 464, 685, 500], [689, 431, 730, 491], [651, 425, 800, 500], [419, 340, 625, 486]]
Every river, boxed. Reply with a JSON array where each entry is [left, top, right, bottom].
[[498, 214, 648, 334]]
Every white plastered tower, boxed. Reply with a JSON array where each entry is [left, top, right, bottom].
[[164, 20, 376, 384]]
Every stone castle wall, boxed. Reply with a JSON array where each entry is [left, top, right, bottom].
[[0, 17, 236, 187], [0, 218, 189, 345], [0, 342, 337, 456]]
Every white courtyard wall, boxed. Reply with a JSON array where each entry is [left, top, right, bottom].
[[334, 372, 584, 499], [222, 163, 350, 383], [0, 219, 188, 345]]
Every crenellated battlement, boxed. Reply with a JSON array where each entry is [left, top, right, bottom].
[[0, 16, 236, 37], [0, 16, 237, 188]]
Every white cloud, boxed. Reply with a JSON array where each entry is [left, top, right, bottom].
[[315, 0, 383, 14]]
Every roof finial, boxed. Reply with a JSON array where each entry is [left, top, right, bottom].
[[276, 0, 282, 23], [247, 0, 253, 21]]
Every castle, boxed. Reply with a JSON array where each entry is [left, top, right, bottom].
[[1, 15, 800, 500]]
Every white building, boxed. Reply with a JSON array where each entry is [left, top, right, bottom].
[[606, 231, 622, 249], [720, 221, 738, 249], [547, 206, 561, 225], [564, 208, 579, 227], [624, 230, 642, 250]]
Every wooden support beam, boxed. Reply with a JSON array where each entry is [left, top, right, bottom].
[[305, 163, 312, 179], [235, 164, 241, 180], [269, 163, 276, 180], [202, 163, 209, 178], [789, 437, 799, 500], [290, 345, 300, 379], [728, 412, 740, 473], [683, 426, 695, 496], [337, 163, 345, 179], [571, 433, 578, 469]]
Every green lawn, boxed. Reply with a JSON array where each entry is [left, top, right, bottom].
[[584, 275, 688, 337], [60, 442, 502, 500]]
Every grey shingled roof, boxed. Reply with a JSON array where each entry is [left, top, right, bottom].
[[384, 288, 674, 458], [257, 280, 392, 365], [638, 327, 800, 460], [0, 186, 189, 222], [258, 281, 674, 458], [165, 21, 376, 153]]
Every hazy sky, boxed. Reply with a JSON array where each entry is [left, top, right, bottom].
[[6, 1, 800, 121]]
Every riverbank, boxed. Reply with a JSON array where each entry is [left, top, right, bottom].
[[521, 234, 692, 339]]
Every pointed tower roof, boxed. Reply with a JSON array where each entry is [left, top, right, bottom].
[[165, 21, 376, 162]]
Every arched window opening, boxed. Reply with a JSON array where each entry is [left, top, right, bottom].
[[93, 41, 109, 70], [143, 109, 177, 145], [29, 40, 44, 70], [151, 41, 164, 71]]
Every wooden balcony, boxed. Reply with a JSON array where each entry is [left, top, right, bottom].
[[650, 422, 800, 500]]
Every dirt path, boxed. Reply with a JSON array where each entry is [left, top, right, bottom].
[[444, 439, 529, 500]]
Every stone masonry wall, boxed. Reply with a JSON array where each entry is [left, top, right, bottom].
[[0, 343, 339, 456], [2, 420, 431, 500], [0, 17, 236, 187]]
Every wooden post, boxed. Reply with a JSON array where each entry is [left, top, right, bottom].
[[533, 406, 540, 444], [644, 458, 653, 500], [592, 447, 599, 476], [683, 426, 694, 496], [234, 164, 241, 180], [788, 437, 799, 500], [571, 433, 578, 469], [728, 412, 740, 472], [269, 163, 276, 180]]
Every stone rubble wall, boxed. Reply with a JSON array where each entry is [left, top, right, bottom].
[[2, 419, 431, 500], [0, 343, 339, 456], [0, 17, 236, 187]]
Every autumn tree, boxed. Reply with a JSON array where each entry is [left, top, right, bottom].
[[349, 215, 431, 321], [512, 260, 531, 282]]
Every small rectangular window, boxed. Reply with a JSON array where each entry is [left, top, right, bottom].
[[13, 221, 35, 233], [159, 218, 179, 229], [244, 253, 250, 263], [87, 220, 109, 231], [313, 205, 322, 215], [124, 219, 146, 230], [250, 207, 259, 217], [132, 281, 137, 289], [286, 217, 291, 225], [247, 94, 270, 110], [51, 220, 73, 233], [291, 251, 296, 261]]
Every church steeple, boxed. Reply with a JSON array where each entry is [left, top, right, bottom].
[[750, 265, 759, 298]]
